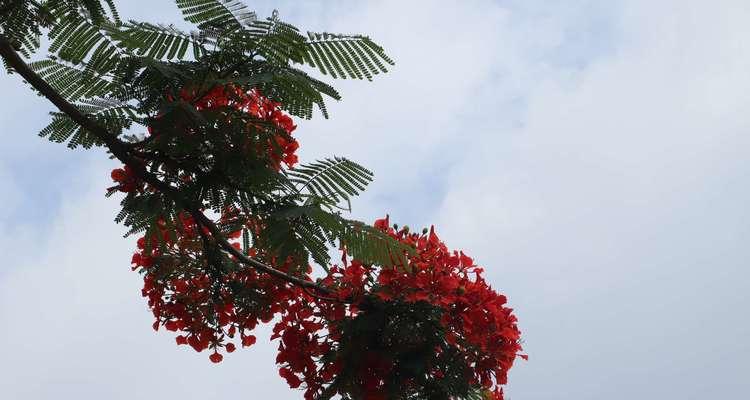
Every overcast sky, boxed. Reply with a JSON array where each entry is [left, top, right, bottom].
[[1, 1, 749, 399]]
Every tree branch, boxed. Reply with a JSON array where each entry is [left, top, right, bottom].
[[0, 33, 331, 294]]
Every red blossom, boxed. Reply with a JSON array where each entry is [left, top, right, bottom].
[[242, 335, 257, 347], [109, 165, 143, 193], [209, 352, 223, 363], [266, 218, 523, 399], [181, 85, 299, 169]]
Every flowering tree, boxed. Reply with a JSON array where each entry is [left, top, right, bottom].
[[0, 1, 524, 399]]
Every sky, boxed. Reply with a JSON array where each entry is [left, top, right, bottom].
[[1, 0, 749, 399]]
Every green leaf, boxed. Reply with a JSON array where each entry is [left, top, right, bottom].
[[46, 3, 122, 67], [115, 21, 206, 60], [304, 32, 394, 80], [288, 157, 373, 205], [175, 0, 256, 30], [29, 59, 115, 101], [38, 98, 139, 149]]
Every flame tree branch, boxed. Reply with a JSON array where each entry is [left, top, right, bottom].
[[0, 33, 332, 294]]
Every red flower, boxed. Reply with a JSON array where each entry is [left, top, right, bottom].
[[110, 168, 126, 182], [177, 84, 300, 171], [209, 352, 223, 363], [109, 165, 143, 193], [241, 334, 257, 347], [266, 217, 523, 398], [373, 214, 390, 230], [278, 367, 302, 388]]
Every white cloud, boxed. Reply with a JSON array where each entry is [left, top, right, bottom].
[[0, 164, 20, 222], [433, 1, 750, 398], [0, 159, 293, 398], [1, 1, 749, 399]]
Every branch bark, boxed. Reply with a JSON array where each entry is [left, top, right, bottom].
[[0, 33, 331, 294]]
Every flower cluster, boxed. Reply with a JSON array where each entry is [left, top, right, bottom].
[[175, 84, 299, 169], [372, 217, 524, 390], [109, 164, 143, 193], [109, 84, 299, 193], [130, 212, 522, 398], [270, 217, 524, 400], [131, 211, 303, 363]]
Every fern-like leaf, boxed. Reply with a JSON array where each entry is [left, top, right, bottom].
[[241, 15, 306, 64], [272, 205, 414, 269], [29, 59, 114, 101], [115, 21, 205, 60], [255, 67, 339, 119], [288, 157, 373, 205], [46, 2, 122, 66], [336, 218, 414, 270], [0, 0, 47, 58], [175, 0, 256, 30], [304, 32, 394, 80], [39, 98, 139, 148]]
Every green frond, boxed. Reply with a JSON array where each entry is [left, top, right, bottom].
[[0, 0, 45, 58], [241, 16, 306, 64], [288, 157, 373, 205], [114, 191, 178, 245], [293, 217, 332, 268], [115, 21, 205, 60], [304, 32, 394, 80], [0, 1, 124, 60], [46, 2, 121, 66], [75, 0, 116, 23], [270, 204, 414, 269], [39, 98, 139, 149], [175, 0, 256, 30], [29, 58, 114, 101], [102, 0, 122, 24], [336, 218, 414, 270], [260, 212, 312, 267], [464, 387, 490, 400], [258, 67, 339, 119]]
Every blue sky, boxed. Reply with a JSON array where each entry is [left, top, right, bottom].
[[1, 1, 749, 399]]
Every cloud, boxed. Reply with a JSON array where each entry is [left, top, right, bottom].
[[290, 0, 516, 224], [1, 1, 749, 399], [0, 159, 294, 398], [0, 164, 20, 222], [0, 56, 102, 229], [433, 1, 750, 398]]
